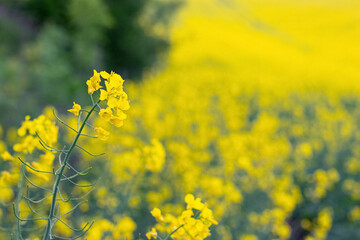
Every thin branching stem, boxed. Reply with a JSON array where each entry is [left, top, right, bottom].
[[52, 221, 94, 240], [65, 163, 92, 176], [58, 147, 65, 167], [58, 201, 87, 218], [22, 168, 52, 193], [42, 100, 100, 240], [84, 121, 95, 129], [53, 217, 90, 232], [90, 94, 101, 111], [58, 189, 72, 202], [53, 109, 78, 133], [77, 111, 82, 131], [61, 175, 98, 187], [53, 110, 96, 138], [75, 145, 105, 157], [24, 192, 52, 204], [80, 133, 98, 138], [26, 198, 47, 219], [18, 157, 54, 174], [13, 205, 47, 222], [38, 140, 65, 153], [164, 224, 185, 240], [15, 164, 25, 240], [59, 167, 91, 182], [57, 187, 95, 201], [36, 132, 67, 152]]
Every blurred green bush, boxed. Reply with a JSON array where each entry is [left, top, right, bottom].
[[0, 0, 180, 127]]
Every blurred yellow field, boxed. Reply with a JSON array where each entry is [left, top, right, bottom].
[[1, 0, 360, 239], [168, 0, 360, 95]]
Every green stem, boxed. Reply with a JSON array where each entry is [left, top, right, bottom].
[[42, 100, 100, 240], [164, 224, 184, 240], [15, 164, 25, 240]]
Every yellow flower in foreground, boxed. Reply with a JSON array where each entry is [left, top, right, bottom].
[[95, 127, 110, 141], [150, 194, 217, 240], [1, 151, 14, 161], [185, 194, 205, 210], [110, 115, 124, 127], [100, 70, 110, 79], [150, 208, 164, 222], [86, 70, 102, 94], [146, 228, 158, 239], [68, 102, 81, 116], [99, 107, 113, 121]]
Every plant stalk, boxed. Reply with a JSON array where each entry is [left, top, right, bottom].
[[15, 164, 25, 240], [42, 100, 100, 240]]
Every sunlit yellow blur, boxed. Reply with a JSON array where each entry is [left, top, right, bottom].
[[167, 0, 360, 96]]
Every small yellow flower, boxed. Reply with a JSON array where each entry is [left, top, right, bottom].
[[95, 127, 110, 141], [185, 194, 205, 210], [68, 102, 81, 116], [107, 97, 119, 109], [86, 70, 102, 94], [100, 71, 110, 79], [99, 89, 109, 101], [201, 208, 218, 225], [146, 228, 158, 239], [99, 107, 112, 121], [1, 151, 14, 161], [110, 115, 125, 127], [150, 208, 164, 222], [116, 109, 127, 120]]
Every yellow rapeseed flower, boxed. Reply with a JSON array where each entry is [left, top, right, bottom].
[[95, 127, 110, 141], [185, 194, 205, 210], [99, 107, 113, 121], [1, 151, 14, 161], [150, 208, 164, 222], [67, 102, 81, 116], [97, 70, 129, 128], [146, 228, 158, 239], [86, 70, 102, 94], [110, 115, 124, 127]]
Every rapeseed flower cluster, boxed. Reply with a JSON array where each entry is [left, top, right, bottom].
[[98, 70, 130, 127], [86, 216, 136, 239], [1, 0, 360, 239], [14, 114, 58, 154], [70, 70, 130, 140], [304, 208, 333, 240], [68, 0, 360, 239], [0, 70, 135, 239], [147, 194, 217, 240]]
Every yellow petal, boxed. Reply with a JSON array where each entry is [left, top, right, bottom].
[[100, 71, 110, 79]]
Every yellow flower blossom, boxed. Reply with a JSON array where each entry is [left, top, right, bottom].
[[1, 151, 14, 161], [100, 70, 110, 79], [113, 216, 137, 240], [149, 195, 217, 240], [13, 114, 58, 154], [95, 127, 110, 141], [185, 194, 205, 211], [99, 107, 113, 121], [110, 115, 124, 127], [146, 228, 158, 239], [67, 102, 81, 116], [86, 69, 102, 94], [151, 208, 164, 222], [96, 70, 129, 128]]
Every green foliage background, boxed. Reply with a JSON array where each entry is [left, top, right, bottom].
[[0, 0, 180, 127]]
